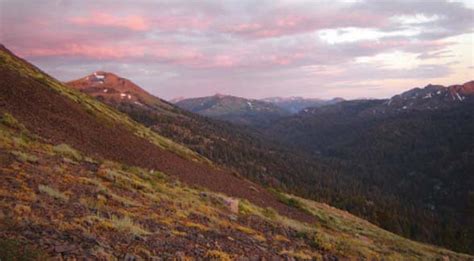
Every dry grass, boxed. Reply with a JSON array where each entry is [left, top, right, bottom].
[[205, 250, 232, 261], [109, 215, 149, 236]]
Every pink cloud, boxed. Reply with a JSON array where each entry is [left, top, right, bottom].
[[19, 44, 147, 59], [70, 12, 149, 31], [153, 15, 213, 31], [223, 12, 388, 39], [212, 55, 239, 68], [17, 40, 213, 68]]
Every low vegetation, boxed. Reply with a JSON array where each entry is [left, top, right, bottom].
[[38, 184, 69, 201]]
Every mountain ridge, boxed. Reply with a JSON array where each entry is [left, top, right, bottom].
[[175, 94, 290, 126], [262, 97, 345, 113]]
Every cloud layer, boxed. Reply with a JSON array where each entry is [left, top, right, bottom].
[[1, 0, 473, 99]]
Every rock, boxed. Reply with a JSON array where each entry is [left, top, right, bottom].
[[249, 186, 259, 192], [134, 234, 145, 241], [124, 253, 137, 261], [223, 197, 240, 214], [175, 251, 186, 261]]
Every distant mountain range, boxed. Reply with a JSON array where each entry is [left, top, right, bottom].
[[173, 95, 345, 126], [174, 94, 290, 127], [262, 96, 345, 113], [173, 82, 473, 128], [266, 81, 474, 153]]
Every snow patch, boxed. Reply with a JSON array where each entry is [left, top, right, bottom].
[[247, 102, 253, 109], [422, 93, 432, 99], [93, 72, 105, 79], [402, 106, 408, 110], [103, 89, 108, 93], [120, 93, 126, 98]]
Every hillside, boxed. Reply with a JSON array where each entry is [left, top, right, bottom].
[[175, 94, 290, 126], [1, 45, 472, 259], [262, 97, 344, 113], [264, 83, 474, 253], [68, 74, 329, 193]]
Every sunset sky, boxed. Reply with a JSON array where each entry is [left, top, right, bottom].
[[1, 0, 473, 100]]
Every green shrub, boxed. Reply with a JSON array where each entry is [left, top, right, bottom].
[[38, 185, 69, 201], [0, 113, 21, 129], [53, 144, 82, 161], [312, 232, 335, 251], [262, 207, 277, 220], [11, 151, 38, 163], [272, 190, 312, 214]]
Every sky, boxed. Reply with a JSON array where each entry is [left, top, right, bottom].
[[0, 0, 473, 100]]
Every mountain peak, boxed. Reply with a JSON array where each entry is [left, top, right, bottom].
[[214, 93, 229, 98], [67, 72, 155, 104]]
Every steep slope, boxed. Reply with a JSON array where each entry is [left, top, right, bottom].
[[1, 45, 471, 259], [262, 97, 344, 113], [264, 83, 474, 253], [175, 94, 290, 126], [0, 44, 313, 224]]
